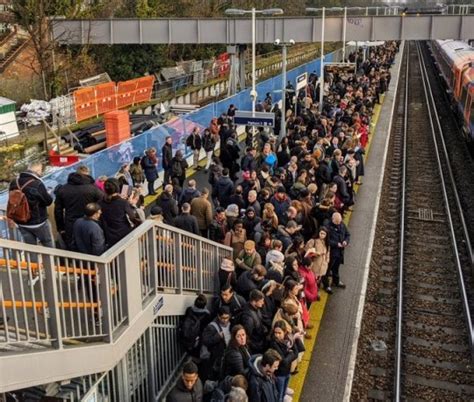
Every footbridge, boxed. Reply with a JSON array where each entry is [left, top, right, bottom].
[[53, 14, 474, 45]]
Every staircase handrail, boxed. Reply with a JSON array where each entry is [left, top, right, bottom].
[[0, 219, 232, 354]]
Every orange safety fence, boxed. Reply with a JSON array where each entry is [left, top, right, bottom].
[[116, 79, 139, 109], [73, 75, 155, 122], [134, 76, 155, 104], [73, 87, 97, 122], [1, 300, 99, 309], [0, 258, 97, 276], [96, 82, 117, 115]]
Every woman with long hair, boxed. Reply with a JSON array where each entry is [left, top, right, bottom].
[[222, 325, 251, 377]]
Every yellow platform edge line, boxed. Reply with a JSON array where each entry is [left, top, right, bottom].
[[289, 96, 385, 401]]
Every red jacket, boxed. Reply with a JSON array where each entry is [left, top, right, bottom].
[[298, 265, 318, 303]]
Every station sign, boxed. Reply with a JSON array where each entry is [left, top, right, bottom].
[[296, 72, 308, 91], [234, 111, 275, 127]]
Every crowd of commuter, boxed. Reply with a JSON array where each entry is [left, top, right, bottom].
[[6, 42, 399, 402]]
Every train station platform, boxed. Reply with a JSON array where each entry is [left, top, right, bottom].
[[292, 42, 406, 401]]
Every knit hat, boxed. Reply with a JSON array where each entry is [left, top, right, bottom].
[[266, 249, 285, 264], [225, 204, 240, 218], [220, 258, 235, 272]]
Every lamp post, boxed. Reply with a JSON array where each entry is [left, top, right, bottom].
[[306, 7, 326, 113], [225, 8, 283, 117], [274, 38, 295, 144]]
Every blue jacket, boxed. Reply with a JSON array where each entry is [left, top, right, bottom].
[[72, 217, 106, 256]]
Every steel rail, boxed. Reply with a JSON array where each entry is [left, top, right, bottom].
[[393, 41, 409, 402], [416, 41, 474, 357]]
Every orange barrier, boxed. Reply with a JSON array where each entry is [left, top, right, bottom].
[[0, 258, 97, 276], [96, 82, 117, 115], [73, 76, 155, 122], [117, 79, 138, 109], [2, 300, 99, 309], [74, 87, 97, 122]]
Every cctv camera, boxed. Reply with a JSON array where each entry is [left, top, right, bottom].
[[250, 89, 258, 101], [289, 39, 295, 45], [274, 39, 281, 45]]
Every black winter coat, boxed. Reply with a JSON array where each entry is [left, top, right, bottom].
[[166, 378, 203, 402], [223, 345, 251, 377], [9, 171, 53, 225], [174, 213, 200, 235], [54, 172, 103, 234], [269, 339, 298, 376], [162, 143, 173, 170], [240, 303, 267, 353], [214, 176, 234, 208], [328, 220, 350, 261], [99, 196, 140, 247], [156, 192, 179, 225], [211, 293, 245, 320]]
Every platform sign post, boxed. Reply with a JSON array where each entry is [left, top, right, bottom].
[[233, 110, 275, 127], [295, 72, 308, 118]]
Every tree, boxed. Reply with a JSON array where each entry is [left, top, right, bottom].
[[10, 0, 85, 99]]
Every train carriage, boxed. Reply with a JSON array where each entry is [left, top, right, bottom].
[[430, 40, 474, 140]]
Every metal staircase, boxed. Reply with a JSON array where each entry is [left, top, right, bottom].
[[0, 220, 231, 396]]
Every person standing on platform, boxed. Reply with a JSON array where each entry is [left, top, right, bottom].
[[248, 349, 281, 402], [54, 164, 103, 250], [202, 128, 216, 173], [162, 136, 173, 185], [171, 150, 188, 188], [166, 361, 203, 402], [141, 147, 159, 196], [186, 127, 203, 171], [326, 212, 350, 292], [72, 203, 105, 256], [190, 188, 213, 238], [174, 203, 200, 236]]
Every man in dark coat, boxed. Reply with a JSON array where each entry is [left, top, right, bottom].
[[72, 203, 105, 256], [214, 168, 234, 208], [54, 165, 103, 249], [248, 349, 281, 402], [166, 361, 203, 402], [240, 289, 267, 354], [162, 135, 173, 185], [200, 306, 231, 381], [179, 179, 201, 207], [326, 212, 350, 292], [186, 127, 202, 171], [156, 184, 179, 225], [174, 203, 200, 235], [9, 161, 54, 247]]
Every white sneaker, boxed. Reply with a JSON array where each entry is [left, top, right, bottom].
[[283, 395, 293, 402], [286, 388, 295, 396]]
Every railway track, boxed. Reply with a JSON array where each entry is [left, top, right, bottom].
[[351, 41, 474, 401]]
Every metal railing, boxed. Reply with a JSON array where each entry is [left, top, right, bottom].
[[0, 220, 232, 353]]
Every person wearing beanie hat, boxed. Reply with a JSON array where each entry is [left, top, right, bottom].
[[148, 206, 164, 222], [235, 239, 262, 277], [225, 203, 240, 229], [215, 257, 237, 292]]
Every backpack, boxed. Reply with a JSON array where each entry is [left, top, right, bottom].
[[7, 178, 34, 224], [171, 159, 183, 178], [178, 308, 207, 352]]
